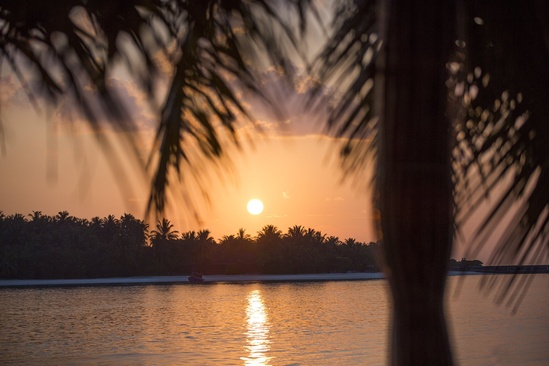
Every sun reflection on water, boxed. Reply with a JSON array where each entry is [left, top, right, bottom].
[[241, 289, 271, 365]]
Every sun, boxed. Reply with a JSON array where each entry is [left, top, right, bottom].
[[247, 199, 264, 215]]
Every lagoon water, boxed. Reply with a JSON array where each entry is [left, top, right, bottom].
[[1, 275, 548, 365]]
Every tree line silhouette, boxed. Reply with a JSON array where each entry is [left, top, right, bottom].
[[0, 211, 379, 279]]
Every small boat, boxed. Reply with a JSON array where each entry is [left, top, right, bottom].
[[188, 272, 205, 283]]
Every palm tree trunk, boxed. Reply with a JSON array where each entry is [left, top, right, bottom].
[[379, 1, 455, 365]]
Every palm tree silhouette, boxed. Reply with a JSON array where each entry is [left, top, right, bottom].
[[285, 225, 306, 240], [1, 1, 547, 365], [150, 218, 179, 244], [236, 228, 251, 241], [195, 229, 215, 268], [256, 225, 283, 242]]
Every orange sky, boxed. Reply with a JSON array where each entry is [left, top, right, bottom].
[[0, 68, 380, 245], [0, 39, 519, 264]]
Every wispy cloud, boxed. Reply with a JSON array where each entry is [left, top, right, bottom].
[[236, 63, 333, 139], [0, 74, 39, 107], [266, 214, 287, 218], [53, 76, 157, 134]]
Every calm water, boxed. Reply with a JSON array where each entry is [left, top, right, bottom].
[[1, 275, 548, 365]]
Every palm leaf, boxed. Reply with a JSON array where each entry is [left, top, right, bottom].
[[0, 0, 314, 220], [452, 0, 549, 309], [311, 0, 548, 309]]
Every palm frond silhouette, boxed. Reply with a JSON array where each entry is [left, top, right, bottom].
[[1, 1, 547, 365]]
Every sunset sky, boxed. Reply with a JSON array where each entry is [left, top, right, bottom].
[[0, 64, 382, 246], [0, 64, 501, 263], [0, 2, 508, 264], [0, 57, 505, 263]]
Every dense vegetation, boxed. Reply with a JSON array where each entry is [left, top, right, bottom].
[[0, 211, 379, 279]]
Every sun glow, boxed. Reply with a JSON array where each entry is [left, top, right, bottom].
[[247, 199, 264, 215], [241, 289, 271, 365]]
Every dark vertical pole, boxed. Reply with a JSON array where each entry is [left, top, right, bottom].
[[379, 1, 455, 365]]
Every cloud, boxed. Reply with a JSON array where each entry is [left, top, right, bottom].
[[295, 75, 322, 95], [0, 74, 40, 107], [0, 54, 161, 137], [266, 214, 287, 218], [3, 48, 360, 164], [235, 63, 333, 139], [282, 191, 290, 199], [152, 46, 176, 79], [0, 75, 19, 102], [53, 76, 157, 133]]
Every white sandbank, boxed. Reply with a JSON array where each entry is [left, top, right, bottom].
[[0, 273, 385, 287], [0, 271, 482, 288]]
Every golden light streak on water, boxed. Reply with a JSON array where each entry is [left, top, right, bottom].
[[241, 289, 271, 365]]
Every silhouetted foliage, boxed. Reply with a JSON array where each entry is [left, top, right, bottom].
[[2, 1, 548, 365], [0, 211, 149, 278], [0, 211, 378, 279]]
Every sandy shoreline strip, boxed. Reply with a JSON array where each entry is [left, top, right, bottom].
[[0, 271, 483, 288], [0, 273, 386, 287]]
